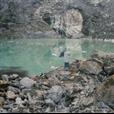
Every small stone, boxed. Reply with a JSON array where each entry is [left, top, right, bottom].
[[81, 97, 94, 107], [80, 91, 85, 95], [36, 90, 44, 98], [1, 74, 9, 81], [45, 99, 55, 106], [11, 107, 19, 113], [15, 97, 24, 106], [60, 71, 70, 75], [6, 91, 17, 99], [0, 80, 9, 88], [45, 107, 51, 113], [43, 81, 49, 86], [61, 81, 64, 84], [20, 77, 36, 88], [10, 74, 19, 79], [8, 86, 20, 94], [27, 93, 34, 104], [70, 76, 75, 80], [0, 97, 5, 107], [3, 105, 11, 110]]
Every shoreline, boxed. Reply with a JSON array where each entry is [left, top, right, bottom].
[[0, 52, 114, 113]]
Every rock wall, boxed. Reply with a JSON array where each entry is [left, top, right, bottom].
[[0, 0, 114, 39]]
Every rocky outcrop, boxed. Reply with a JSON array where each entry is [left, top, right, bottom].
[[0, 0, 114, 39]]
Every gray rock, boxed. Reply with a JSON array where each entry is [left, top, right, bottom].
[[1, 74, 9, 81], [10, 74, 19, 80], [79, 60, 102, 75], [20, 77, 36, 88], [0, 108, 7, 113], [45, 99, 55, 106], [6, 91, 17, 100], [21, 89, 31, 95], [79, 96, 94, 108], [15, 97, 24, 106], [47, 85, 65, 103], [96, 75, 114, 109], [3, 105, 11, 110], [8, 86, 20, 94], [0, 97, 5, 107], [45, 107, 51, 113]]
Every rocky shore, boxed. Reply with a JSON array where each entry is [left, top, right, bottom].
[[0, 52, 114, 113]]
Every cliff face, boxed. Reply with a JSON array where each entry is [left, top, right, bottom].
[[0, 0, 114, 39]]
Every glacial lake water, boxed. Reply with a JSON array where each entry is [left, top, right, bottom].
[[0, 38, 114, 75]]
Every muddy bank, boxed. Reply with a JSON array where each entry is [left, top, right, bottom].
[[0, 52, 114, 113]]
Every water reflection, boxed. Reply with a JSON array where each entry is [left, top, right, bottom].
[[0, 39, 114, 75]]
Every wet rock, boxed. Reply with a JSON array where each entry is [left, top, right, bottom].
[[79, 60, 102, 75], [6, 91, 17, 100], [47, 85, 65, 104], [20, 77, 36, 88]]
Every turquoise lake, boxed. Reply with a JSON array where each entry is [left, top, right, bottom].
[[0, 38, 114, 75]]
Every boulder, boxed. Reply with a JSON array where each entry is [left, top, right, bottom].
[[79, 60, 102, 75], [20, 77, 36, 88]]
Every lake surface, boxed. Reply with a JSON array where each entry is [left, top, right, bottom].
[[0, 38, 114, 75]]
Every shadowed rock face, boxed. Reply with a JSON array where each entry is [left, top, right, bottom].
[[0, 0, 114, 39]]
